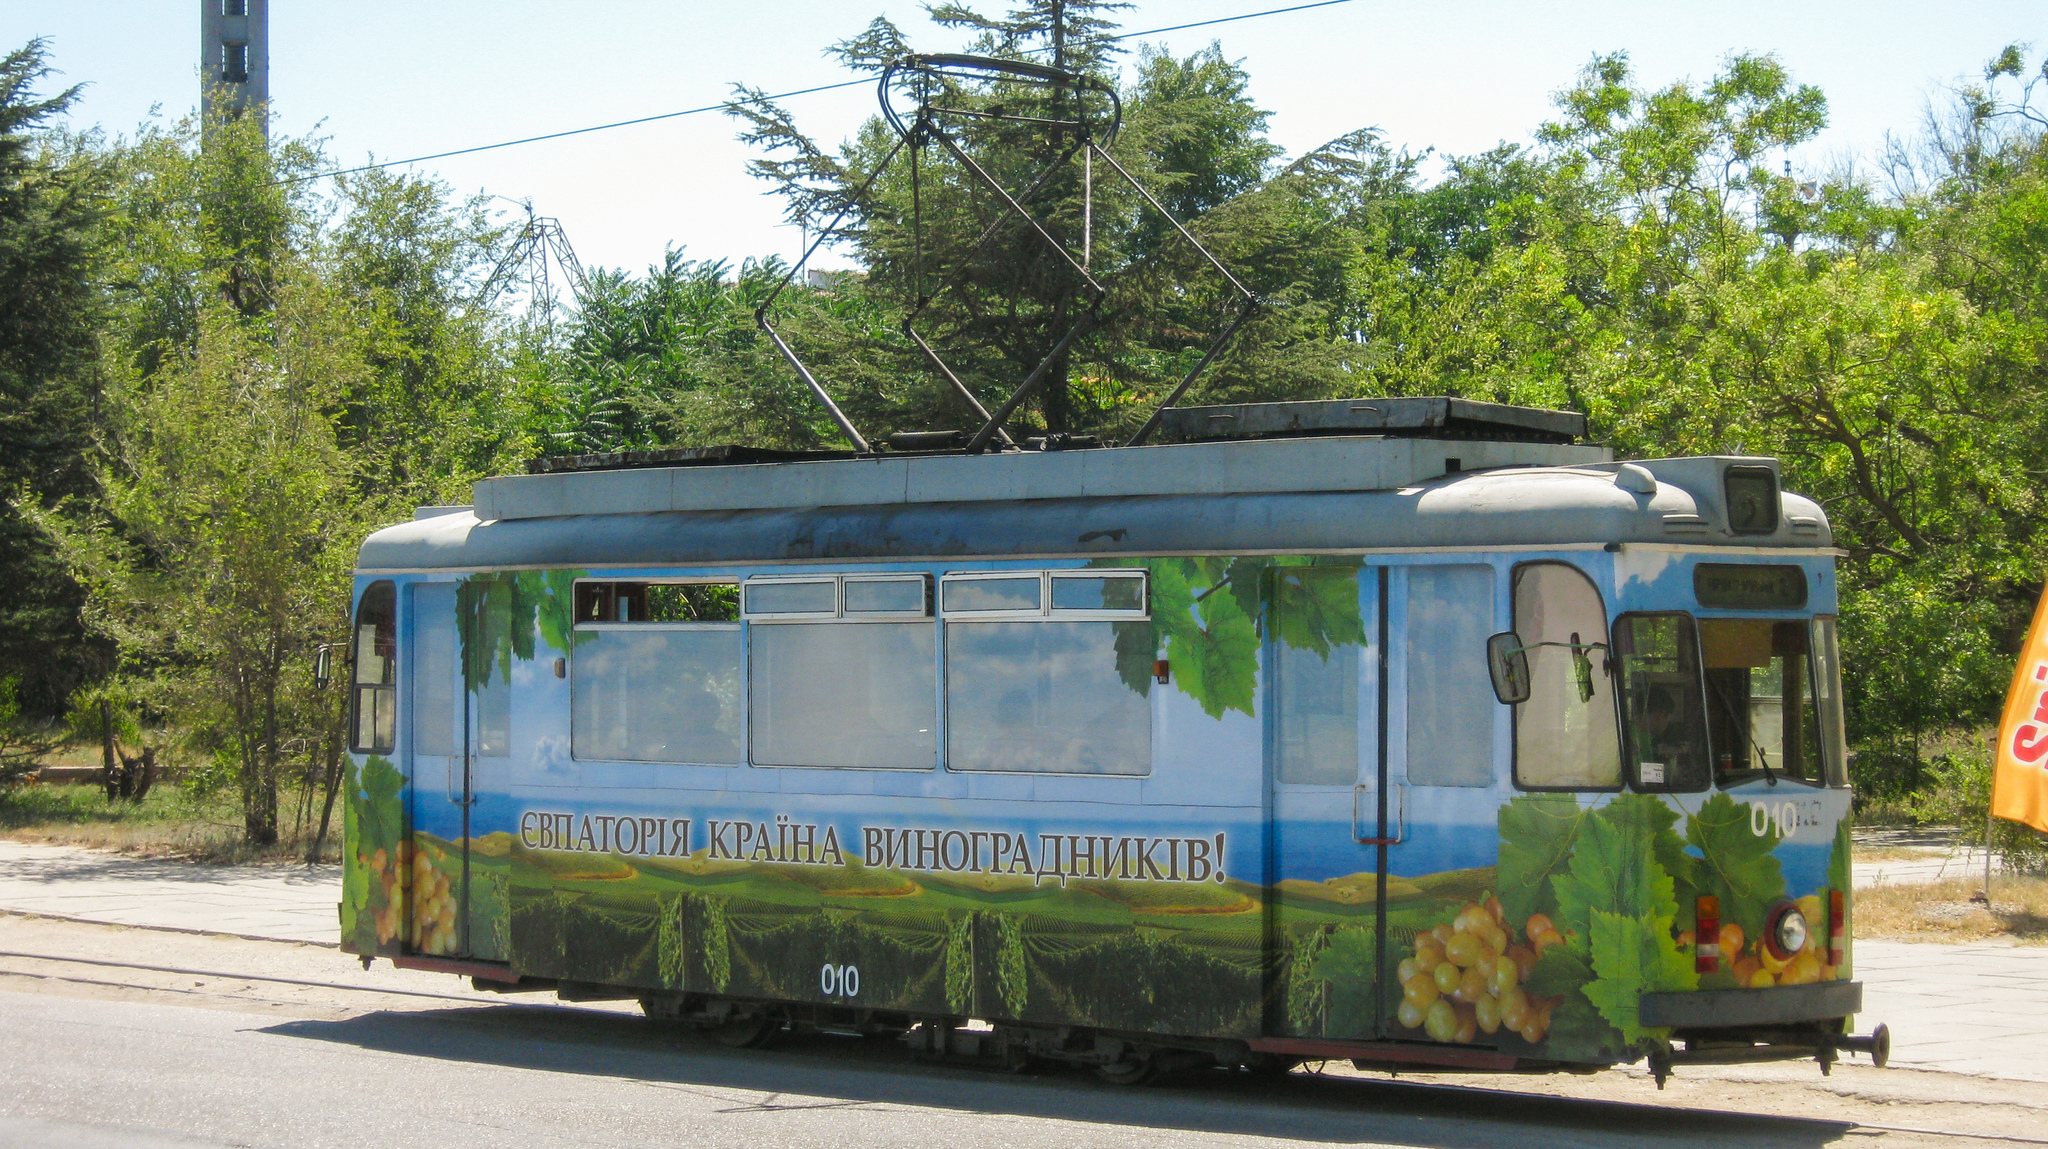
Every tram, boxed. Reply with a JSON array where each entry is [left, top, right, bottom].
[[341, 397, 1888, 1083]]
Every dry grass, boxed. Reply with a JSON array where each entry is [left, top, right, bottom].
[[1856, 875, 2048, 944], [0, 782, 341, 865], [1850, 846, 1942, 863]]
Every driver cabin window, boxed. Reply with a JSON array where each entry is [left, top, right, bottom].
[[350, 581, 396, 753], [1510, 562, 1621, 790], [1613, 613, 1711, 791], [1700, 619, 1824, 786]]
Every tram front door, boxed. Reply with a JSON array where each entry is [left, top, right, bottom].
[[407, 582, 488, 960]]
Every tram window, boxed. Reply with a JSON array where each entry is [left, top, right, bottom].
[[1700, 619, 1823, 787], [1274, 567, 1361, 785], [575, 580, 738, 623], [1812, 617, 1849, 788], [412, 583, 458, 757], [942, 575, 1042, 614], [750, 622, 937, 769], [349, 581, 397, 753], [946, 621, 1151, 773], [1049, 573, 1146, 614], [844, 575, 931, 616], [1406, 566, 1495, 787], [743, 579, 836, 617], [462, 576, 514, 756], [572, 625, 744, 765], [1509, 563, 1622, 790], [1613, 614, 1711, 791]]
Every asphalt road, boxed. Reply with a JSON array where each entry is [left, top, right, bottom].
[[0, 917, 2034, 1149]]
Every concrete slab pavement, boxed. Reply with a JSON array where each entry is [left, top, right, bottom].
[[0, 841, 337, 945]]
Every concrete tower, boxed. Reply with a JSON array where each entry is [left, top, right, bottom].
[[200, 0, 269, 128]]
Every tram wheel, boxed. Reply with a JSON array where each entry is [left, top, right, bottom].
[[1093, 1057, 1157, 1086], [715, 1011, 785, 1049], [1240, 1053, 1301, 1079]]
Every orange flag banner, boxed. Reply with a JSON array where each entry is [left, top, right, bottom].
[[1994, 581, 2048, 834]]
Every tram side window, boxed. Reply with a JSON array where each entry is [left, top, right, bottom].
[[944, 572, 1152, 775], [1510, 563, 1621, 790], [572, 580, 744, 764], [1406, 565, 1496, 787], [1273, 567, 1361, 785], [747, 575, 937, 769], [350, 581, 396, 753], [575, 580, 739, 623], [1812, 617, 1849, 788], [1699, 619, 1824, 787], [1613, 614, 1711, 791]]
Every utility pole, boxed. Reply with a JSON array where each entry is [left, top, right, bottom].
[[200, 0, 269, 131]]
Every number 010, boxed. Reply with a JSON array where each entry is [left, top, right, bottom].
[[820, 963, 859, 998]]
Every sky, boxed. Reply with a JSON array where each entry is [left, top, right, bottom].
[[5, 2, 2041, 276]]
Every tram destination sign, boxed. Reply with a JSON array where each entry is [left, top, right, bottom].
[[1694, 563, 1808, 610]]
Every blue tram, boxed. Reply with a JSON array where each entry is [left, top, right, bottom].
[[340, 398, 1886, 1081]]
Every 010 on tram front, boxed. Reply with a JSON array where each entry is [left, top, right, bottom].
[[340, 397, 1887, 1083]]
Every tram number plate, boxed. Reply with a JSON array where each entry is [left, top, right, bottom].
[[820, 963, 860, 999]]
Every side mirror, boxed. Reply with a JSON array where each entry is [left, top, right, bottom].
[[313, 644, 334, 690], [1487, 632, 1530, 705]]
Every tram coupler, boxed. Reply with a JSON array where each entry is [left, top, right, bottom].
[[1824, 1023, 1890, 1068]]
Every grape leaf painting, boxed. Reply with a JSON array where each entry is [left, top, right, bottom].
[[1582, 908, 1697, 1044], [1497, 793, 1585, 928], [1686, 792, 1785, 939]]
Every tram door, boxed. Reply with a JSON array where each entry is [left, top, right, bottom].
[[407, 582, 475, 958], [1270, 564, 1386, 1039]]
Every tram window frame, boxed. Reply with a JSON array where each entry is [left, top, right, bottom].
[[742, 574, 934, 623], [938, 571, 1148, 621], [349, 580, 397, 754], [745, 574, 937, 771], [941, 569, 1154, 776], [1611, 612, 1713, 793], [1506, 561, 1624, 793], [570, 578, 745, 765]]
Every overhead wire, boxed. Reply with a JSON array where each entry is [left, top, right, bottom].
[[283, 0, 1359, 186]]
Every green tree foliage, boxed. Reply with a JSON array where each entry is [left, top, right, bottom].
[[0, 41, 113, 717]]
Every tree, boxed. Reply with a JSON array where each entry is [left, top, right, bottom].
[[727, 5, 1352, 442], [0, 40, 113, 718]]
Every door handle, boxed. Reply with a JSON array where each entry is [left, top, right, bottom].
[[1353, 781, 1406, 846], [446, 755, 474, 806]]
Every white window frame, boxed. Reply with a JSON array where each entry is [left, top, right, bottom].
[[742, 573, 934, 623], [939, 570, 1148, 621]]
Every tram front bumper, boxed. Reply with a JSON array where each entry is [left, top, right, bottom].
[[1639, 980, 1861, 1029]]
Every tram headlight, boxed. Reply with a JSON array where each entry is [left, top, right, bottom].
[[1765, 900, 1810, 961]]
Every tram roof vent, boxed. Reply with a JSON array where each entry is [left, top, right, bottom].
[[1151, 397, 1584, 446]]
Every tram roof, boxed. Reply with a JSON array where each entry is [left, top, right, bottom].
[[357, 437, 1833, 572]]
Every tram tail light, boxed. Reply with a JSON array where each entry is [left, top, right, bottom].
[[1695, 895, 1720, 974], [1828, 888, 1846, 968]]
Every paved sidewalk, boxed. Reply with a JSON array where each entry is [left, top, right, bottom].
[[0, 841, 337, 945], [1857, 940, 2048, 1082], [0, 839, 2043, 1081]]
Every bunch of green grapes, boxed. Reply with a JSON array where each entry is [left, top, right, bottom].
[[359, 844, 408, 945], [412, 846, 458, 954], [1396, 898, 1566, 1045]]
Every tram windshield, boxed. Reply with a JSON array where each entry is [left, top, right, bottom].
[[1699, 619, 1824, 786], [1612, 614, 1711, 791]]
